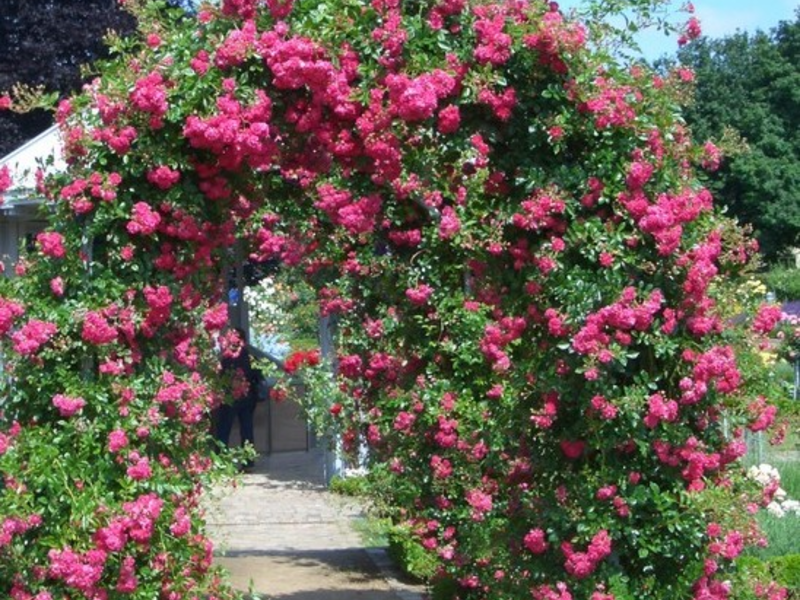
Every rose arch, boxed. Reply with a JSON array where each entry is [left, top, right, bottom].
[[0, 0, 788, 599]]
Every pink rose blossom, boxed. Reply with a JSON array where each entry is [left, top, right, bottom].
[[0, 297, 25, 335], [465, 488, 493, 521], [126, 202, 161, 236], [431, 455, 453, 479], [0, 165, 12, 202], [82, 310, 117, 345], [126, 453, 152, 481], [202, 303, 228, 332], [11, 319, 57, 355], [52, 394, 86, 418], [50, 277, 65, 297], [406, 284, 434, 306], [169, 506, 191, 537], [108, 429, 129, 453], [116, 555, 138, 593], [37, 231, 67, 259], [524, 528, 548, 554], [439, 206, 461, 239], [560, 439, 585, 459], [146, 165, 181, 190], [751, 304, 782, 335], [437, 105, 461, 134]]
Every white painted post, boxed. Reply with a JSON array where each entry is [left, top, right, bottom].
[[319, 314, 344, 483]]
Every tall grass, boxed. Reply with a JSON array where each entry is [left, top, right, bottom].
[[747, 513, 800, 560], [779, 460, 800, 498]]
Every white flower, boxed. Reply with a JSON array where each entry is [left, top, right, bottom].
[[781, 499, 800, 515], [343, 467, 368, 478], [748, 464, 781, 487], [766, 502, 786, 518]]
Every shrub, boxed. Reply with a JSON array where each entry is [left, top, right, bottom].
[[387, 525, 441, 582], [779, 461, 800, 498], [329, 473, 371, 498], [769, 555, 800, 592], [761, 266, 800, 302]]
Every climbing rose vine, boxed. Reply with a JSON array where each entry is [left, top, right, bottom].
[[0, 0, 788, 598]]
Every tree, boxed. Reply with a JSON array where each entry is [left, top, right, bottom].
[[676, 12, 800, 260], [0, 0, 194, 157]]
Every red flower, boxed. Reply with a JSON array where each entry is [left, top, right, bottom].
[[0, 297, 25, 336], [284, 349, 321, 374], [405, 284, 434, 306], [523, 528, 548, 554], [0, 165, 12, 199], [126, 202, 161, 236], [560, 439, 585, 460], [146, 166, 181, 190], [11, 319, 57, 355], [82, 310, 117, 346]]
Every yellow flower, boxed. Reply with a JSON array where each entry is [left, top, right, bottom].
[[758, 350, 776, 366]]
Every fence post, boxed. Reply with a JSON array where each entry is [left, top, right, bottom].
[[319, 314, 344, 484]]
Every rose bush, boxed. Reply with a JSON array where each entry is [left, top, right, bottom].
[[774, 313, 800, 364], [0, 0, 789, 598]]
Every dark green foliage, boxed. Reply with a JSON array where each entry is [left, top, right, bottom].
[[761, 266, 800, 301], [676, 11, 800, 260]]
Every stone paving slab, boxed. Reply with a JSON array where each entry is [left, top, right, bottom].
[[205, 449, 427, 600]]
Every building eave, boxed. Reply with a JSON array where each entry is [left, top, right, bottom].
[[0, 125, 64, 195]]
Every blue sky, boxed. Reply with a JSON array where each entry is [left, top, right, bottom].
[[556, 0, 799, 60]]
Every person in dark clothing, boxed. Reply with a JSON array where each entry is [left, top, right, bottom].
[[216, 328, 263, 457]]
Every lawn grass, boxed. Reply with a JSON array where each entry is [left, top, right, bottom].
[[350, 515, 391, 548], [747, 512, 800, 560]]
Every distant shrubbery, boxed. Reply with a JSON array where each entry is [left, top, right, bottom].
[[762, 266, 800, 302]]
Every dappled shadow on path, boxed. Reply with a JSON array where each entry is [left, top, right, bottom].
[[216, 547, 413, 599], [246, 590, 404, 599]]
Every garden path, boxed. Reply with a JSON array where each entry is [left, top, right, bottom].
[[206, 449, 426, 600]]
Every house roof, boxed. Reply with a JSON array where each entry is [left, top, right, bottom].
[[0, 125, 63, 210]]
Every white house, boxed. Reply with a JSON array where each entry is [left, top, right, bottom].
[[0, 125, 63, 272]]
